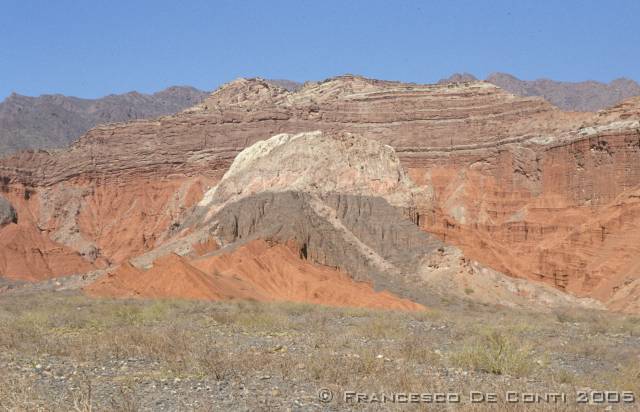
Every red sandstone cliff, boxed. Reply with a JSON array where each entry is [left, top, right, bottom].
[[1, 76, 639, 312]]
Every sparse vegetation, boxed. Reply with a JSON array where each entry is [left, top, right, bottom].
[[0, 291, 638, 410], [450, 329, 535, 377], [610, 364, 640, 394], [553, 369, 577, 385]]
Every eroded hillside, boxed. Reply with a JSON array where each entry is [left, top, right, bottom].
[[1, 76, 639, 312]]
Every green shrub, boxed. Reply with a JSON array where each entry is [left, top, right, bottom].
[[451, 329, 535, 377]]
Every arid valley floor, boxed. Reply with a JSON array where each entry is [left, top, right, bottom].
[[1, 288, 639, 411]]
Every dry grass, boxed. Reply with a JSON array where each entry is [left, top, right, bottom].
[[0, 292, 638, 410], [450, 329, 536, 377], [612, 364, 640, 394], [554, 307, 640, 336]]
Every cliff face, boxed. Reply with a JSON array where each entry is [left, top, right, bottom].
[[0, 76, 589, 186], [1, 76, 639, 311], [412, 99, 640, 305], [112, 130, 598, 311]]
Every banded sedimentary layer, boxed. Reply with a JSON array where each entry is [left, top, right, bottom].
[[1, 76, 638, 311]]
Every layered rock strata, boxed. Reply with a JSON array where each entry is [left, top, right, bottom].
[[1, 76, 639, 311], [115, 130, 601, 310]]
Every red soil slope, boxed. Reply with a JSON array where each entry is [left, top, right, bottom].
[[0, 223, 94, 281], [0, 176, 212, 280], [85, 240, 424, 311], [0, 188, 95, 280], [77, 176, 213, 263]]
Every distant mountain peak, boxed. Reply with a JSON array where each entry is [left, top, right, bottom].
[[437, 73, 478, 84], [0, 86, 210, 157], [435, 72, 640, 112]]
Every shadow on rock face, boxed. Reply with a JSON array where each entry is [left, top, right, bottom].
[[0, 195, 17, 227], [210, 191, 443, 305]]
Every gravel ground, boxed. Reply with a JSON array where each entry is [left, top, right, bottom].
[[0, 289, 638, 411]]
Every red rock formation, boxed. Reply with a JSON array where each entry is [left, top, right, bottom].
[[0, 186, 95, 280], [2, 75, 640, 312], [85, 239, 425, 311], [0, 223, 94, 281], [414, 119, 640, 312], [0, 77, 588, 186], [75, 176, 214, 263]]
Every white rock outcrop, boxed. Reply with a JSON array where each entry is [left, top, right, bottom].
[[199, 130, 431, 211]]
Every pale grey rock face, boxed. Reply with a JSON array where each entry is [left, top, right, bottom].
[[0, 194, 17, 226]]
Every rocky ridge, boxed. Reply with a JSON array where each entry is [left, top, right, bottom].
[[197, 130, 428, 212], [440, 72, 640, 111], [0, 86, 209, 156], [0, 75, 639, 311], [92, 130, 600, 310], [0, 76, 590, 186]]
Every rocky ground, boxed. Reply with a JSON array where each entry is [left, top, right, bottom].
[[0, 289, 638, 411]]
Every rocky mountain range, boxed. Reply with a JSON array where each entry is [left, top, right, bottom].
[[0, 79, 308, 157], [1, 75, 639, 313], [2, 73, 638, 158], [440, 72, 640, 111], [0, 86, 209, 156]]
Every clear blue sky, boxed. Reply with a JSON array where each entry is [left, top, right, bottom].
[[1, 0, 638, 99]]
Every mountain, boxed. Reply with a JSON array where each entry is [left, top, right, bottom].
[[440, 72, 640, 111], [0, 86, 209, 156], [486, 72, 640, 112], [437, 72, 478, 84], [3, 73, 638, 158], [1, 75, 639, 312]]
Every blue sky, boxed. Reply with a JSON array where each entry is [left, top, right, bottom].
[[1, 0, 638, 99]]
